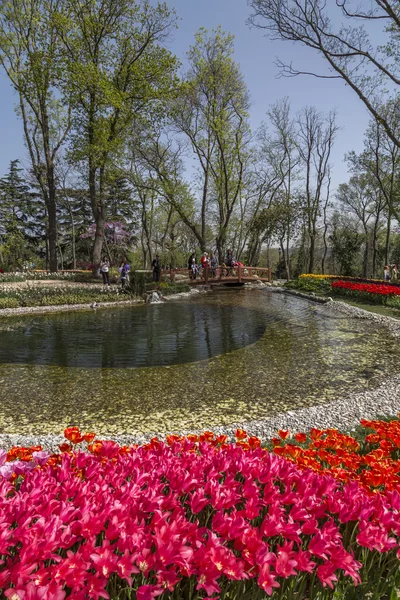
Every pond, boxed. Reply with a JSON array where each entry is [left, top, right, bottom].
[[0, 289, 398, 435]]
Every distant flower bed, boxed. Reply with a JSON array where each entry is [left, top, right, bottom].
[[289, 276, 400, 307], [331, 280, 400, 308], [299, 274, 339, 280], [299, 274, 395, 284], [0, 271, 92, 283], [1, 426, 400, 598], [332, 280, 400, 296], [0, 285, 132, 309]]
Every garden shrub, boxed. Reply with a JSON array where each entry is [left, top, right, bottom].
[[146, 282, 191, 295], [285, 277, 331, 294], [0, 297, 19, 309], [126, 271, 152, 296], [159, 282, 191, 295]]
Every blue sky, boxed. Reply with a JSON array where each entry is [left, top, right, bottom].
[[0, 0, 374, 192]]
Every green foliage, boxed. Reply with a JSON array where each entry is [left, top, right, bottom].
[[330, 286, 400, 311], [0, 160, 44, 271], [285, 277, 331, 294], [386, 296, 400, 310], [147, 282, 191, 295], [60, 0, 180, 263], [330, 213, 361, 276], [0, 297, 19, 309], [126, 271, 152, 296]]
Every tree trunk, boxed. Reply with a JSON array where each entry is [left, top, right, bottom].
[[58, 241, 64, 270], [285, 233, 290, 281], [363, 237, 369, 278], [89, 161, 105, 266], [385, 210, 392, 265], [322, 221, 328, 275], [71, 212, 76, 270], [201, 170, 208, 249], [47, 197, 58, 272], [308, 234, 315, 274], [216, 237, 224, 266], [92, 212, 105, 265], [372, 228, 378, 279]]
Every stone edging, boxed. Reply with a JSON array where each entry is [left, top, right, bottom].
[[282, 288, 333, 303]]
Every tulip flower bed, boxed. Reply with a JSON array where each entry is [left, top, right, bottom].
[[331, 280, 400, 302], [271, 417, 400, 493], [1, 428, 400, 599]]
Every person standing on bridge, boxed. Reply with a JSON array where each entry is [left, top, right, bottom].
[[210, 253, 217, 278], [225, 249, 233, 276], [201, 252, 209, 280], [188, 252, 196, 279]]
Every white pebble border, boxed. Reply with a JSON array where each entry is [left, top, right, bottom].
[[1, 290, 400, 450]]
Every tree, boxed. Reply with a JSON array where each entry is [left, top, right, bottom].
[[59, 0, 179, 266], [57, 166, 92, 270], [264, 98, 300, 279], [0, 0, 71, 271], [0, 160, 32, 237], [172, 28, 251, 260], [296, 107, 338, 273], [191, 29, 251, 263], [130, 118, 206, 252], [248, 0, 400, 149], [346, 108, 400, 265], [330, 211, 361, 276], [0, 160, 46, 269], [337, 175, 377, 277]]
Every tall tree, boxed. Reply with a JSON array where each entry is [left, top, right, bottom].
[[59, 0, 178, 265], [0, 0, 71, 271], [248, 1, 400, 147], [296, 107, 338, 273], [264, 98, 299, 279], [0, 160, 31, 237], [337, 175, 376, 277], [173, 28, 251, 262]]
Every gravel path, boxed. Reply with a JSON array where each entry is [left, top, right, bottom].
[[1, 291, 399, 451]]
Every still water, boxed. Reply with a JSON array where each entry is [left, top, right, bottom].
[[1, 289, 398, 435]]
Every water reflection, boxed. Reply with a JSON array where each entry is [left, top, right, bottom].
[[0, 302, 269, 368]]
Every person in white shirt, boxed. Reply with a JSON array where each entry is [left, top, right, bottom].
[[100, 257, 110, 287]]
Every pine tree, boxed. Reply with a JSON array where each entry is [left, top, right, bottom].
[[0, 161, 45, 269], [0, 160, 31, 238], [107, 177, 138, 230]]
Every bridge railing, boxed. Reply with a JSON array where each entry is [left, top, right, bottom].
[[165, 265, 272, 284]]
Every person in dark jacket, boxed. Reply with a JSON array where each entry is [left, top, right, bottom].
[[152, 255, 161, 282], [188, 253, 196, 279]]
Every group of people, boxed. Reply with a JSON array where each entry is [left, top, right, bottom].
[[187, 250, 243, 280], [100, 257, 130, 289], [384, 264, 399, 281], [188, 252, 218, 280]]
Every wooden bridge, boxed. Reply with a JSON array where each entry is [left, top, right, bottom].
[[167, 266, 272, 286]]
